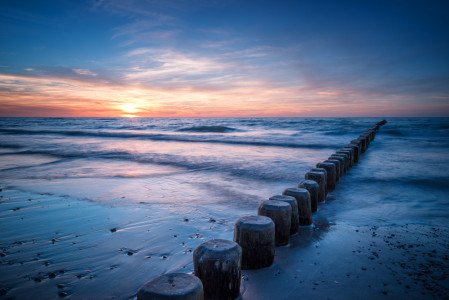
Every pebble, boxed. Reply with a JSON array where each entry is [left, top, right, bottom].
[[59, 292, 67, 297], [49, 272, 56, 278], [57, 284, 65, 288], [110, 228, 117, 233]]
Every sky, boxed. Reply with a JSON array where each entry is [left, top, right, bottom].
[[0, 0, 448, 117]]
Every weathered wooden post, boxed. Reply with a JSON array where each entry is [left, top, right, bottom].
[[340, 148, 354, 166], [304, 172, 326, 202], [193, 239, 242, 300], [297, 181, 319, 213], [269, 195, 299, 235], [257, 200, 292, 246], [337, 150, 353, 168], [345, 144, 360, 163], [328, 156, 345, 176], [324, 159, 340, 181], [360, 133, 370, 147], [233, 216, 275, 270], [310, 168, 328, 196], [331, 154, 349, 172], [355, 137, 367, 153], [282, 188, 313, 225], [316, 162, 336, 191]]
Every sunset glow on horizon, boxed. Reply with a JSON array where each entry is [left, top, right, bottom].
[[1, 1, 448, 117]]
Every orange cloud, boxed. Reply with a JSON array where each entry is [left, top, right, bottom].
[[1, 73, 447, 117]]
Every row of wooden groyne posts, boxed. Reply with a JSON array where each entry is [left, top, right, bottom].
[[136, 120, 387, 300]]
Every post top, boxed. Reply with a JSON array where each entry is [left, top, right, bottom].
[[283, 187, 310, 197], [298, 180, 319, 188], [310, 168, 326, 174], [197, 239, 239, 252], [324, 159, 340, 163], [258, 199, 292, 211], [305, 171, 326, 177], [317, 162, 334, 167], [235, 215, 274, 230], [269, 195, 296, 203]]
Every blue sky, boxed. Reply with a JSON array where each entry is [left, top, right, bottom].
[[1, 0, 448, 117]]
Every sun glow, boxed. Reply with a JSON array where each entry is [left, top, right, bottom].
[[0, 73, 433, 118], [119, 104, 140, 114]]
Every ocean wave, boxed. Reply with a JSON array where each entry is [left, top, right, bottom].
[[0, 143, 24, 149], [178, 126, 238, 133], [0, 128, 336, 149], [1, 148, 302, 182]]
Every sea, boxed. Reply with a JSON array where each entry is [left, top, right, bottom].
[[1, 117, 449, 221], [0, 117, 448, 299]]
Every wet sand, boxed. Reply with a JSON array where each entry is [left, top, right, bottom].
[[1, 187, 448, 299], [1, 118, 449, 299], [241, 220, 449, 299], [0, 188, 234, 299]]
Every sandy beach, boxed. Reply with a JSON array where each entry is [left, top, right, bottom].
[[1, 117, 449, 299], [1, 188, 448, 299]]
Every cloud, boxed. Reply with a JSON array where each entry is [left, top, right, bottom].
[[123, 48, 230, 82], [1, 0, 448, 117], [0, 4, 51, 25], [90, 0, 176, 20], [73, 69, 98, 76], [2, 69, 448, 118]]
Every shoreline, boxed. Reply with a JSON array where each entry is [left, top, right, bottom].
[[1, 187, 448, 299], [1, 118, 449, 299]]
